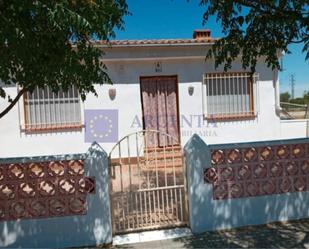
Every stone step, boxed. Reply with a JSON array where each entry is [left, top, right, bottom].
[[145, 145, 182, 154], [144, 151, 183, 161], [111, 151, 183, 167], [111, 159, 183, 169]]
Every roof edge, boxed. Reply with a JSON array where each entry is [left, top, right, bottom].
[[90, 37, 217, 47]]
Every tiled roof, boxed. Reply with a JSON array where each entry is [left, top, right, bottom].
[[93, 37, 215, 46]]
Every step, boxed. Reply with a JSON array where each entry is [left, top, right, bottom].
[[111, 152, 183, 167], [145, 145, 182, 153], [111, 160, 183, 170], [113, 227, 192, 245], [144, 151, 183, 161], [141, 160, 183, 170]]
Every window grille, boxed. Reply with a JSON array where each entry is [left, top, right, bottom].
[[23, 85, 82, 131], [203, 72, 258, 120]]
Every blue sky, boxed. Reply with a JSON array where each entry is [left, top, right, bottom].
[[114, 0, 308, 97]]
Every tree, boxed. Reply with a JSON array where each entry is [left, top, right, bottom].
[[280, 92, 291, 102], [289, 90, 309, 104], [303, 90, 309, 103], [0, 0, 128, 119], [199, 0, 309, 71], [290, 97, 305, 104], [280, 90, 309, 104]]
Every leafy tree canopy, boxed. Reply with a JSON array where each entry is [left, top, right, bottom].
[[0, 0, 128, 118], [280, 91, 309, 104], [280, 91, 291, 102], [200, 0, 309, 71], [289, 91, 309, 104]]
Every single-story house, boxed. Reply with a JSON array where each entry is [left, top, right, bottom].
[[0, 29, 307, 158]]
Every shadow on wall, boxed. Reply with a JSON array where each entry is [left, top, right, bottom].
[[0, 142, 112, 248], [184, 134, 309, 235]]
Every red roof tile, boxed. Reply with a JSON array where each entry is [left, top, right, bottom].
[[93, 37, 215, 46]]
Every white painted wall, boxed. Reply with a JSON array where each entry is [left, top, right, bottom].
[[0, 45, 307, 157], [280, 119, 308, 138]]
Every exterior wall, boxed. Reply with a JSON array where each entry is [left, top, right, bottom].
[[184, 134, 309, 233], [280, 119, 309, 138], [0, 45, 307, 157], [0, 143, 112, 248]]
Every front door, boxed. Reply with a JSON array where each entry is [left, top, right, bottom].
[[140, 76, 180, 147]]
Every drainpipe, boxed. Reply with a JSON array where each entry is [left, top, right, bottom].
[[274, 51, 285, 116], [305, 104, 309, 137], [274, 69, 281, 116]]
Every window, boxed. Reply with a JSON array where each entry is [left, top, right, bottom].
[[203, 72, 258, 120], [23, 86, 82, 131]]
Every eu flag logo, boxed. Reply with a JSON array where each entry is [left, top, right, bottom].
[[85, 109, 118, 143]]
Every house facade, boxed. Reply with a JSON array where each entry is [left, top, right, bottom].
[[0, 30, 307, 158], [1, 30, 309, 248]]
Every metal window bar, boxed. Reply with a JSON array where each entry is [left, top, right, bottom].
[[57, 90, 61, 127], [42, 87, 46, 128], [23, 86, 81, 131], [244, 75, 248, 114], [223, 74, 226, 116], [62, 89, 66, 126], [203, 72, 258, 119], [36, 87, 41, 129], [255, 74, 260, 115], [202, 74, 207, 118], [31, 91, 36, 128]]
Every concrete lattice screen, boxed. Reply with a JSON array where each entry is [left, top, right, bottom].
[[205, 142, 309, 200], [0, 159, 95, 221], [1, 135, 309, 247], [0, 143, 112, 248], [184, 135, 309, 234]]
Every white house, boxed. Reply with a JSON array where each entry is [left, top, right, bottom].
[[0, 29, 307, 158]]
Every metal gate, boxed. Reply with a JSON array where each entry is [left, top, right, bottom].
[[109, 130, 188, 234]]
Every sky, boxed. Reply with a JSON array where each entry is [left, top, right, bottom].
[[114, 0, 309, 97]]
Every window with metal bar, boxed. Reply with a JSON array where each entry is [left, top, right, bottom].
[[23, 86, 82, 131], [203, 72, 258, 120]]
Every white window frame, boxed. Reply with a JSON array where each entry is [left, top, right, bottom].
[[202, 72, 259, 121]]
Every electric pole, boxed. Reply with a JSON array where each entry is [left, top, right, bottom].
[[290, 74, 295, 99]]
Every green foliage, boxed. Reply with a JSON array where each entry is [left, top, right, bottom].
[[290, 90, 309, 104], [303, 90, 309, 102], [0, 0, 128, 103], [280, 91, 291, 102], [290, 97, 306, 105], [200, 0, 309, 72], [280, 91, 309, 104]]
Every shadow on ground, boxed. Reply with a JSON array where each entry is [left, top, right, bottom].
[[112, 219, 309, 249]]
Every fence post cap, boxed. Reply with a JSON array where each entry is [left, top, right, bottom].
[[184, 133, 208, 152], [86, 142, 108, 158]]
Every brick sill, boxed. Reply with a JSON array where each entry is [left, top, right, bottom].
[[205, 114, 256, 122], [22, 124, 84, 134]]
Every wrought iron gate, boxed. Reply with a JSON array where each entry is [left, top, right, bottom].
[[109, 130, 188, 234]]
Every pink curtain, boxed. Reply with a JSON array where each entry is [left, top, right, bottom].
[[141, 77, 179, 147]]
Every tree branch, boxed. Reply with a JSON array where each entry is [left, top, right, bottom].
[[291, 39, 307, 44], [235, 0, 308, 20], [0, 88, 27, 119]]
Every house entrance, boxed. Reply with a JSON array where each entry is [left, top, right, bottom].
[[109, 130, 188, 235], [140, 75, 181, 147]]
